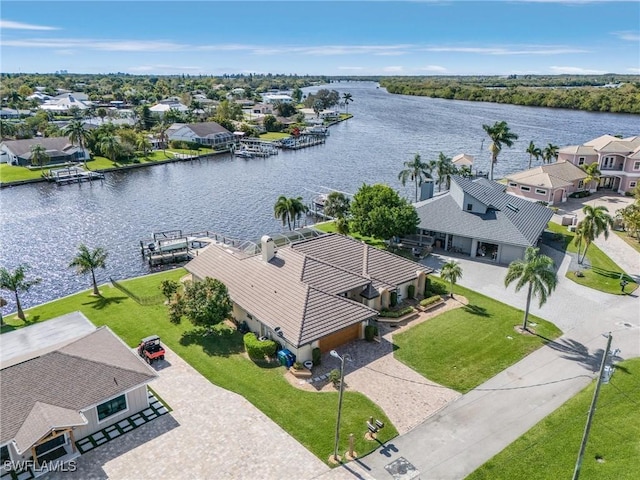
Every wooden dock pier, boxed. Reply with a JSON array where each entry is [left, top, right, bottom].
[[47, 166, 105, 185], [278, 136, 326, 150]]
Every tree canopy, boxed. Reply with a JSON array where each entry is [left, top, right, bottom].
[[171, 277, 232, 331]]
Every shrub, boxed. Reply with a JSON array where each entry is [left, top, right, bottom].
[[329, 368, 341, 387], [243, 332, 277, 360], [379, 306, 414, 318], [420, 295, 443, 307], [312, 347, 321, 366], [407, 284, 415, 299], [390, 291, 398, 307], [292, 361, 304, 370], [364, 325, 378, 341]]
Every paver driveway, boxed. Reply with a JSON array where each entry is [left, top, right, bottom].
[[46, 347, 328, 480]]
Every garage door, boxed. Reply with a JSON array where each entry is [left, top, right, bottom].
[[318, 323, 361, 352]]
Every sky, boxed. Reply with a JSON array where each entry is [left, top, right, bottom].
[[1, 1, 639, 76]]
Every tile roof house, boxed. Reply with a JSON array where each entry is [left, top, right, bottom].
[[0, 137, 90, 166], [505, 160, 588, 205], [0, 312, 157, 472], [39, 94, 90, 113], [167, 121, 235, 150], [412, 176, 553, 265], [186, 233, 431, 360], [558, 134, 640, 194]]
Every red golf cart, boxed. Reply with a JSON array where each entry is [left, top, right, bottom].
[[137, 335, 166, 364]]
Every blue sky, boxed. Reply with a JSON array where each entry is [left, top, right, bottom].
[[1, 1, 639, 76]]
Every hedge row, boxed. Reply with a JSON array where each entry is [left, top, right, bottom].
[[379, 306, 414, 318], [243, 332, 277, 360], [420, 295, 443, 307]]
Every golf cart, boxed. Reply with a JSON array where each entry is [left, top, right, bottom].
[[137, 335, 166, 364]]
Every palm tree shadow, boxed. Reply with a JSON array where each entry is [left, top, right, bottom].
[[463, 304, 490, 317], [82, 295, 128, 310], [535, 334, 602, 372]]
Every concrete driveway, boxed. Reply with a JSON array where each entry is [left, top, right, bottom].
[[47, 348, 328, 480]]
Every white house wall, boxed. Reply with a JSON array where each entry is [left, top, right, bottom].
[[499, 244, 524, 265]]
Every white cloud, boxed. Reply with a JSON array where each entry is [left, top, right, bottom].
[[128, 64, 202, 73], [337, 66, 365, 71], [549, 65, 608, 74], [2, 38, 188, 52], [613, 31, 640, 42], [628, 67, 640, 74], [419, 65, 447, 72], [423, 45, 588, 55], [54, 50, 74, 56], [0, 20, 59, 31], [383, 66, 404, 73]]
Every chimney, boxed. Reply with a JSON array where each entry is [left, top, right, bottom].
[[362, 242, 368, 277], [261, 235, 275, 262], [419, 180, 434, 201]]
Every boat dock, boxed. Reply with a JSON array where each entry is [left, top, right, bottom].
[[234, 139, 279, 158], [47, 166, 105, 184], [278, 136, 326, 150]]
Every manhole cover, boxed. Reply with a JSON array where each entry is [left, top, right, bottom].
[[385, 457, 420, 480]]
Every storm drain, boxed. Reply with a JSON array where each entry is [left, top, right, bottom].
[[385, 457, 420, 480]]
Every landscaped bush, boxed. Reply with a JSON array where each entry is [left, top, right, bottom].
[[390, 291, 398, 307], [312, 347, 321, 366], [407, 284, 415, 299], [243, 332, 277, 360], [169, 140, 201, 150], [420, 295, 443, 307], [425, 281, 448, 297], [569, 190, 591, 199], [329, 368, 341, 387], [364, 325, 378, 341], [379, 306, 414, 318]]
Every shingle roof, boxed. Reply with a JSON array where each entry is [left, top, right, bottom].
[[415, 176, 553, 247], [506, 161, 586, 189], [559, 145, 597, 156], [0, 327, 157, 451], [183, 122, 232, 138], [1, 137, 78, 158]]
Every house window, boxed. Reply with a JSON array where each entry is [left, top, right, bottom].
[[466, 203, 472, 211], [97, 394, 127, 421], [1, 445, 9, 463], [508, 182, 517, 187], [578, 157, 585, 165], [35, 435, 66, 457], [630, 182, 637, 188], [520, 186, 531, 192], [578, 180, 584, 189], [634, 161, 640, 170], [535, 188, 547, 195]]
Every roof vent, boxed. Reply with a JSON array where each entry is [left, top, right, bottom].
[[505, 203, 520, 213]]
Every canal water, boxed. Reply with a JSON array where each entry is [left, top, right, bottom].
[[1, 82, 639, 311]]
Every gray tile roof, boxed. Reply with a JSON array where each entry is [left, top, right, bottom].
[[0, 327, 157, 451], [1, 137, 78, 158], [415, 176, 553, 247], [183, 122, 232, 138]]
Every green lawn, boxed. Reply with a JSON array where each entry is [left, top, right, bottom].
[[314, 221, 388, 249], [259, 132, 290, 140], [0, 163, 47, 183], [393, 278, 562, 393], [467, 358, 640, 480], [545, 222, 637, 295], [1, 269, 396, 465]]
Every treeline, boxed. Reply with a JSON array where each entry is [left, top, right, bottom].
[[380, 76, 640, 114]]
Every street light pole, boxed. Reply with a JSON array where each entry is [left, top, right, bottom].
[[330, 349, 346, 463]]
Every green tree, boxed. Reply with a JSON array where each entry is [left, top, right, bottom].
[[100, 133, 122, 163], [0, 264, 41, 321], [160, 279, 180, 302], [574, 205, 614, 264], [136, 134, 152, 158], [96, 107, 108, 124], [350, 183, 419, 239], [398, 153, 434, 202], [482, 121, 519, 181], [504, 247, 557, 331], [0, 120, 16, 138], [526, 141, 542, 169], [68, 244, 108, 296], [291, 87, 303, 104], [274, 102, 297, 118], [274, 195, 294, 230], [63, 119, 90, 167], [440, 260, 462, 298], [323, 191, 351, 219], [172, 277, 232, 332], [435, 152, 457, 192], [581, 163, 601, 191], [30, 143, 49, 168], [342, 92, 353, 114], [542, 143, 559, 164], [617, 203, 640, 240]]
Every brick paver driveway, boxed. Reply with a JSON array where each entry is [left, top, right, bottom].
[[46, 348, 328, 480]]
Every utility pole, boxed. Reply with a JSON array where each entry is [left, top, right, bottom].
[[572, 332, 613, 480]]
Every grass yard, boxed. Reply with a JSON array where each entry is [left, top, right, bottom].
[[314, 221, 387, 249], [614, 229, 640, 254], [259, 132, 290, 141], [545, 222, 637, 295], [0, 163, 47, 183], [467, 358, 640, 480], [393, 278, 562, 393], [1, 269, 396, 465]]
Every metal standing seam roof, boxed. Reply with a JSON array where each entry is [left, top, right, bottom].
[[415, 176, 553, 247], [0, 327, 158, 451]]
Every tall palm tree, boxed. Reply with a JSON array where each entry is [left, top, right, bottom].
[[100, 133, 122, 164], [581, 163, 601, 191], [435, 152, 457, 192], [574, 205, 613, 264], [0, 265, 41, 322], [274, 195, 293, 230], [30, 143, 49, 168], [526, 141, 542, 169], [289, 196, 308, 229], [398, 153, 434, 202], [324, 191, 351, 219], [504, 247, 557, 331], [68, 244, 108, 296], [482, 121, 519, 181], [0, 120, 16, 139], [542, 143, 559, 164], [342, 92, 353, 114], [136, 134, 152, 158], [440, 260, 462, 298], [63, 119, 90, 167]]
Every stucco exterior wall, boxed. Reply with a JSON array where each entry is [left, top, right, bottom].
[[499, 244, 525, 265]]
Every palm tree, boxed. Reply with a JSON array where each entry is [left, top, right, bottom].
[[0, 265, 41, 322], [342, 92, 353, 114], [574, 205, 613, 264], [440, 261, 462, 298], [324, 191, 351, 219], [398, 153, 434, 202], [526, 141, 542, 169], [136, 134, 152, 158], [289, 197, 308, 229], [482, 121, 519, 181], [30, 143, 49, 168], [542, 143, 559, 164], [435, 152, 457, 192], [68, 244, 108, 296], [581, 163, 601, 192], [504, 247, 557, 331], [0, 120, 16, 139], [100, 133, 122, 164], [63, 119, 90, 167], [274, 195, 293, 230], [0, 296, 7, 326]]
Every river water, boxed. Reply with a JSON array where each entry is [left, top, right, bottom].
[[1, 82, 639, 311]]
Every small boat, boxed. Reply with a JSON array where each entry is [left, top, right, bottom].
[[235, 149, 253, 158]]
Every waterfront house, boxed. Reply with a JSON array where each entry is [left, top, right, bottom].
[[262, 93, 294, 104], [557, 134, 640, 194], [299, 108, 339, 122], [505, 161, 588, 205], [185, 233, 431, 361], [39, 94, 90, 113], [452, 153, 474, 168], [0, 137, 90, 166], [167, 121, 235, 150], [149, 100, 189, 116], [0, 312, 157, 473], [411, 176, 553, 264]]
